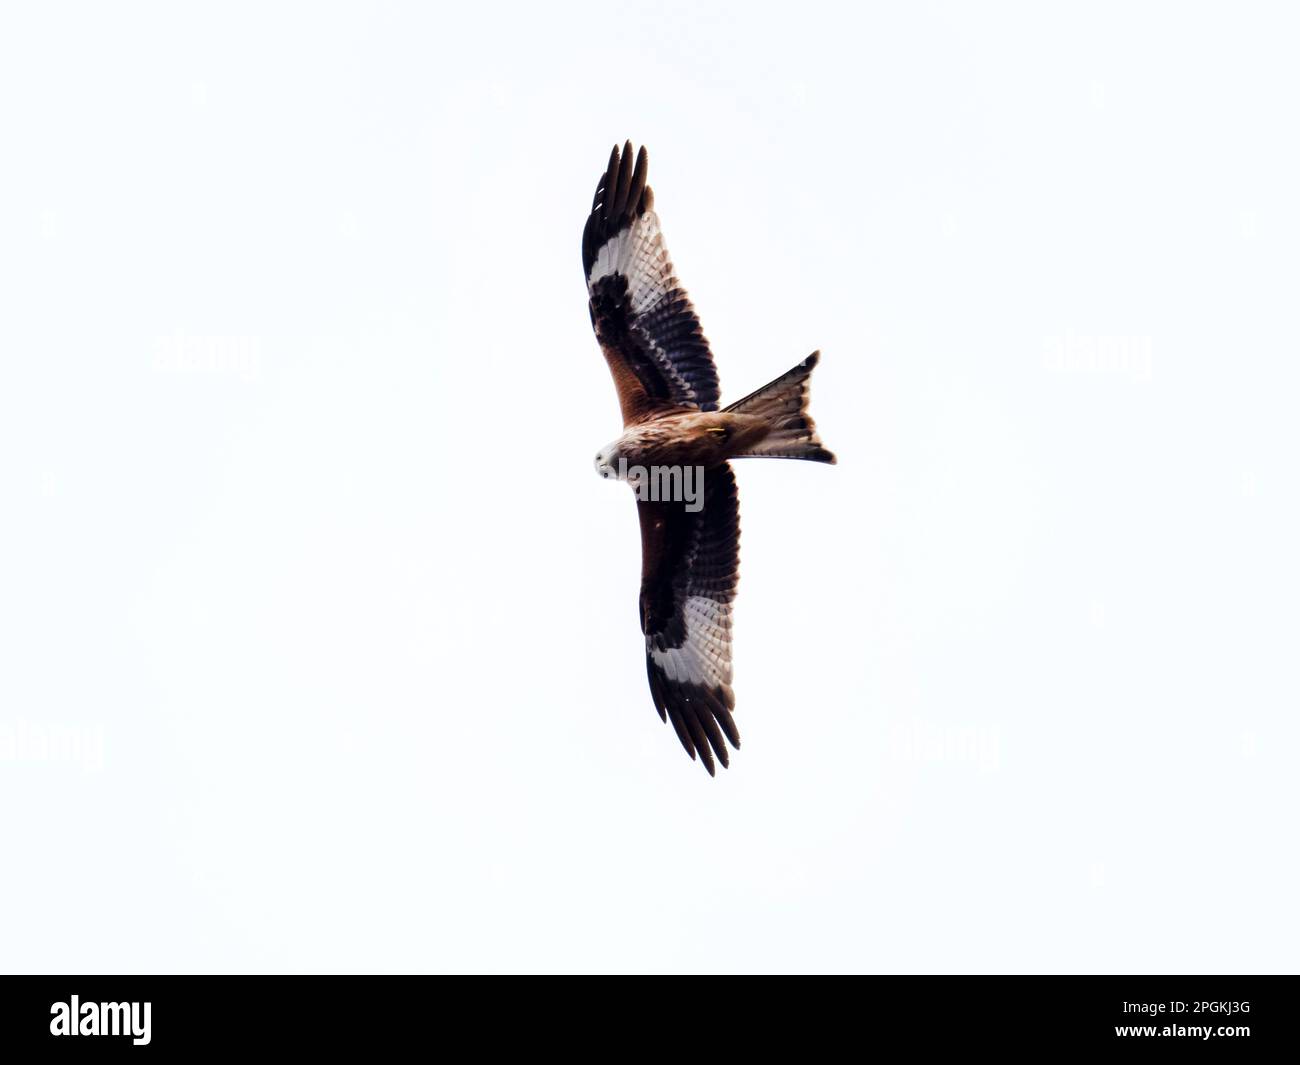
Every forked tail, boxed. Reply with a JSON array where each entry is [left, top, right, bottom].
[[723, 351, 836, 463]]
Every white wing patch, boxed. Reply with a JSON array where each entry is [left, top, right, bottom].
[[586, 210, 675, 316], [648, 594, 733, 689], [588, 210, 704, 405]]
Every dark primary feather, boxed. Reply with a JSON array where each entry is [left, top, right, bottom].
[[583, 142, 722, 422], [637, 464, 741, 775]]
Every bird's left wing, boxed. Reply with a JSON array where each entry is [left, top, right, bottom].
[[637, 464, 741, 775], [583, 142, 722, 426]]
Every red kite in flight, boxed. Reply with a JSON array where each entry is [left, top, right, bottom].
[[584, 142, 835, 775]]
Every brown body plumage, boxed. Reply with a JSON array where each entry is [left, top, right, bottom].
[[596, 351, 836, 479], [598, 411, 767, 472]]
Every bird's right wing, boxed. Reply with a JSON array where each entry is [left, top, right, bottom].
[[583, 142, 723, 426], [636, 464, 741, 775]]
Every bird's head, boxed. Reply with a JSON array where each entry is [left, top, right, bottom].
[[594, 443, 623, 481]]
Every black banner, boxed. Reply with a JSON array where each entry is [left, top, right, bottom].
[[0, 976, 1288, 1053]]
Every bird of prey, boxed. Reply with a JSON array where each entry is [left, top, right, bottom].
[[583, 142, 836, 775]]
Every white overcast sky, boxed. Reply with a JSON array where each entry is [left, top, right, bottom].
[[2, 2, 1297, 974]]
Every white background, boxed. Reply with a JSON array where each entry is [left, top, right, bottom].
[[2, 2, 1296, 974]]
